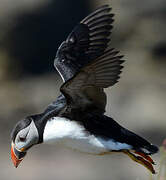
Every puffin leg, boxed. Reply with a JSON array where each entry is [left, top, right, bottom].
[[122, 150, 155, 174], [134, 151, 155, 165]]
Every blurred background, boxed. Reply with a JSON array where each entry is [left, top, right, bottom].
[[0, 0, 166, 179]]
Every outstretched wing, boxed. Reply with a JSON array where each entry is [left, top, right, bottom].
[[60, 48, 124, 111], [54, 5, 114, 82]]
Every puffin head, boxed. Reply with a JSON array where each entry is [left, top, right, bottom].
[[11, 117, 40, 168]]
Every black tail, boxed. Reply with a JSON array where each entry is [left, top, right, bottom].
[[141, 144, 159, 155], [124, 130, 159, 155], [103, 116, 159, 155]]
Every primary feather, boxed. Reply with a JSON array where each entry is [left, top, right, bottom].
[[54, 5, 114, 82]]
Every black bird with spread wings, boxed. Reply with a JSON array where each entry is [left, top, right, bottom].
[[11, 5, 158, 174]]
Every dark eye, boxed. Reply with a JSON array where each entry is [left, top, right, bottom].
[[19, 136, 26, 142]]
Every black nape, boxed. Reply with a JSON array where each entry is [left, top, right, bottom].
[[11, 118, 32, 142]]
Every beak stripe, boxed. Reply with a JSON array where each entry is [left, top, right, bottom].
[[11, 142, 26, 168]]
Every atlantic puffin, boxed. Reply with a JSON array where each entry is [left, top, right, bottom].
[[11, 5, 158, 174]]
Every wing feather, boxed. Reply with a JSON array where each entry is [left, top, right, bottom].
[[54, 5, 114, 82], [60, 48, 124, 110]]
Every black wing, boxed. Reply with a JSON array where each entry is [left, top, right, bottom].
[[60, 48, 124, 112], [79, 114, 158, 155], [54, 5, 114, 82]]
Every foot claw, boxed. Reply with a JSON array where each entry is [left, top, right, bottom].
[[123, 150, 156, 174]]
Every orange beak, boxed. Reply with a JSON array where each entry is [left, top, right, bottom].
[[11, 142, 27, 168]]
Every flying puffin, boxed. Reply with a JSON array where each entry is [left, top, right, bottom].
[[11, 5, 158, 174]]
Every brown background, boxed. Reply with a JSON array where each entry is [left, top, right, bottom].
[[0, 0, 166, 179]]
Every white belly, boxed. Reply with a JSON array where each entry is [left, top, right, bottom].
[[43, 117, 132, 154]]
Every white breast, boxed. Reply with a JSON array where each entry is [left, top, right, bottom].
[[43, 117, 132, 154]]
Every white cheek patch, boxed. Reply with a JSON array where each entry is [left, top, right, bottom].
[[15, 126, 30, 149], [27, 121, 39, 145], [15, 121, 39, 150]]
